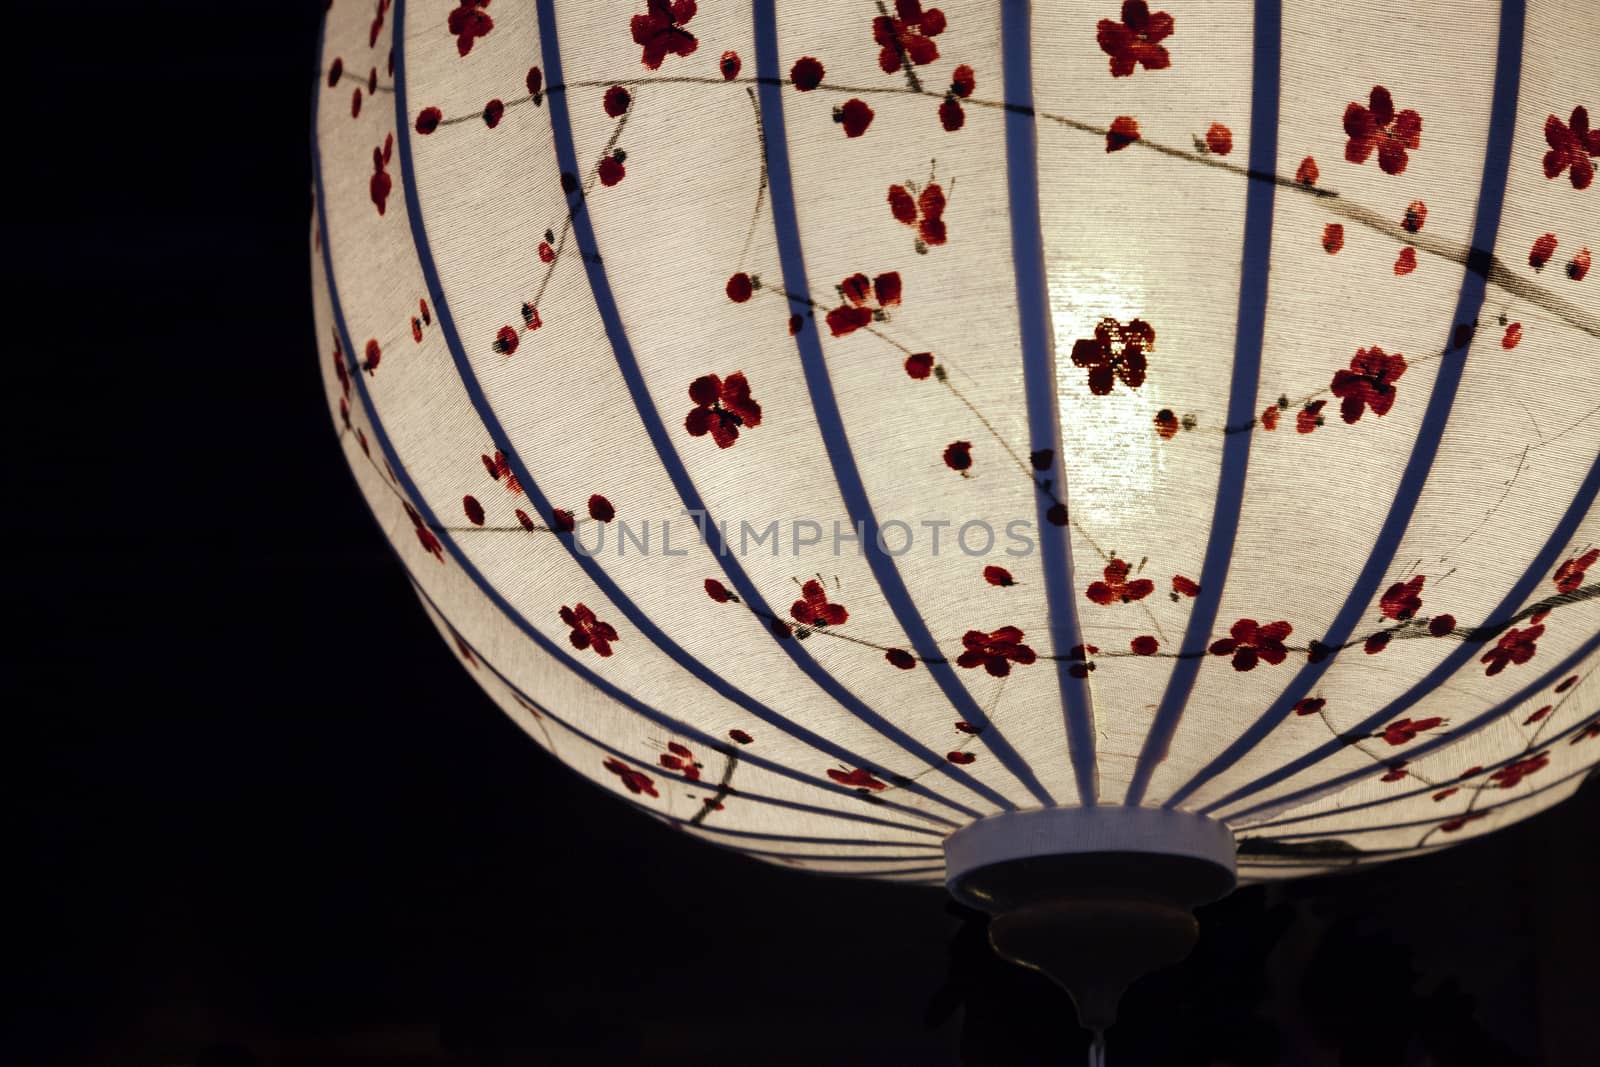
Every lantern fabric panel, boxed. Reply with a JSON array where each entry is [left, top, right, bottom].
[[312, 0, 1600, 883]]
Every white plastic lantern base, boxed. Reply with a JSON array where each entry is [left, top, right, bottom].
[[943, 806, 1237, 909]]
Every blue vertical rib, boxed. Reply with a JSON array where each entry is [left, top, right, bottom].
[[384, 0, 976, 821], [752, 0, 1054, 806], [1122, 0, 1281, 806], [1228, 632, 1600, 824], [309, 5, 955, 830], [1164, 0, 1528, 811], [1215, 449, 1600, 819], [1000, 0, 1101, 806], [532, 0, 1018, 813]]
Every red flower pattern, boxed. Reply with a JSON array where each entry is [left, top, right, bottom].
[[1087, 557, 1155, 605], [1481, 624, 1542, 676], [1380, 575, 1424, 621], [1096, 1, 1174, 78], [561, 603, 618, 657], [1543, 106, 1599, 190], [658, 740, 703, 782], [791, 580, 848, 628], [829, 767, 887, 791], [1344, 86, 1422, 175], [1209, 618, 1292, 672], [827, 271, 902, 336], [1377, 716, 1444, 746], [1330, 346, 1407, 424], [957, 626, 1037, 677], [873, 0, 946, 74], [603, 757, 658, 797], [1489, 753, 1549, 789], [631, 0, 698, 70], [1071, 317, 1153, 395], [1554, 548, 1597, 594], [686, 372, 762, 448], [888, 182, 948, 248], [447, 1, 493, 58]]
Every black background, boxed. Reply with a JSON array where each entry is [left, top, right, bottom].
[[12, 4, 1598, 1065]]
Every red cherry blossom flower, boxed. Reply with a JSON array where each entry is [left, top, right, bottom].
[[1296, 400, 1326, 434], [943, 440, 973, 471], [1071, 317, 1153, 395], [462, 495, 485, 525], [1096, 1, 1174, 78], [1209, 618, 1292, 671], [447, 1, 494, 57], [1554, 548, 1597, 593], [1064, 643, 1099, 679], [481, 450, 523, 493], [1260, 405, 1279, 430], [955, 721, 981, 734], [1380, 575, 1424, 620], [704, 578, 734, 603], [720, 51, 740, 80], [1378, 716, 1444, 746], [631, 0, 698, 70], [362, 338, 382, 375], [603, 757, 658, 797], [1344, 86, 1422, 175], [873, 0, 945, 74], [1440, 811, 1488, 833], [1087, 557, 1154, 605], [1555, 675, 1578, 693], [939, 96, 966, 131], [828, 767, 887, 791], [403, 501, 444, 562], [1364, 630, 1393, 655], [588, 494, 615, 522], [1481, 624, 1542, 676], [1381, 762, 1409, 782], [1131, 635, 1159, 655], [984, 565, 1015, 587], [1489, 752, 1549, 788], [791, 580, 848, 628], [957, 626, 1037, 677], [729, 728, 753, 744], [1106, 115, 1141, 151], [1322, 223, 1344, 254], [726, 272, 754, 302], [1394, 247, 1417, 275], [561, 603, 618, 657], [905, 352, 935, 378], [1530, 233, 1558, 271], [834, 98, 875, 137], [1294, 697, 1327, 718], [888, 182, 948, 247], [597, 154, 625, 186], [1295, 156, 1319, 186], [369, 137, 393, 215], [826, 271, 901, 336], [1433, 786, 1459, 802], [685, 372, 762, 448], [416, 106, 442, 134], [946, 750, 975, 765], [1429, 613, 1456, 636], [1401, 200, 1427, 233], [492, 325, 519, 355], [1172, 574, 1200, 598], [1524, 705, 1552, 725], [1543, 106, 1599, 189], [604, 85, 632, 117], [885, 648, 917, 669], [1502, 323, 1522, 349], [551, 508, 575, 532], [790, 55, 824, 91], [1154, 408, 1179, 438], [951, 64, 974, 97], [1204, 122, 1233, 155], [482, 98, 504, 127], [659, 740, 703, 781], [1571, 248, 1592, 281], [1330, 346, 1407, 424]]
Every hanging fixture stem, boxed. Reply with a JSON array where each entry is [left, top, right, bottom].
[[944, 808, 1236, 1046]]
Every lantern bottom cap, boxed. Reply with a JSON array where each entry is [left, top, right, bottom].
[[943, 806, 1237, 1037]]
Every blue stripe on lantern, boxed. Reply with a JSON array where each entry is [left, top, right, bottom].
[[1242, 758, 1600, 841], [1123, 0, 1281, 806], [381, 0, 977, 824], [1213, 450, 1600, 819], [1242, 693, 1600, 833], [311, 5, 957, 831], [403, 574, 949, 840], [752, 0, 1056, 806], [1221, 630, 1600, 825], [1000, 0, 1102, 806], [1164, 0, 1529, 811], [527, 0, 1022, 815]]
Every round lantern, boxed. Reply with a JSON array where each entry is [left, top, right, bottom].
[[312, 0, 1599, 1040]]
